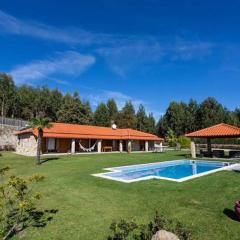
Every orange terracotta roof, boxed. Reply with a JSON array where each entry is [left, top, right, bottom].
[[185, 123, 240, 138], [16, 122, 163, 141]]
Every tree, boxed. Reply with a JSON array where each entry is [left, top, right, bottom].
[[80, 101, 93, 125], [15, 85, 36, 120], [186, 99, 199, 132], [30, 117, 52, 165], [234, 108, 240, 127], [157, 116, 168, 137], [117, 101, 137, 129], [165, 128, 177, 147], [107, 99, 118, 124], [146, 113, 156, 134], [57, 92, 92, 124], [0, 167, 47, 240], [49, 89, 63, 121], [94, 103, 109, 127], [196, 97, 230, 129], [0, 73, 16, 117], [136, 104, 148, 131], [164, 101, 188, 136]]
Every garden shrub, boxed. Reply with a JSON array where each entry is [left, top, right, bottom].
[[165, 129, 178, 147], [107, 211, 191, 240], [0, 166, 56, 239], [178, 136, 191, 149]]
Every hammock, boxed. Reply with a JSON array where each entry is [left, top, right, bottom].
[[79, 141, 97, 152]]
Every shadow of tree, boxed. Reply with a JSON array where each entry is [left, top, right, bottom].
[[223, 208, 240, 222], [40, 157, 59, 164], [27, 208, 58, 227], [7, 208, 59, 238]]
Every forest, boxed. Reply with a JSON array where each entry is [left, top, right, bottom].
[[1, 72, 240, 137]]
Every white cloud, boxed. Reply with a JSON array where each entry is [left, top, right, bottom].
[[0, 9, 213, 77], [97, 37, 213, 76], [10, 51, 95, 84], [172, 39, 212, 60], [97, 40, 163, 76], [0, 9, 112, 45]]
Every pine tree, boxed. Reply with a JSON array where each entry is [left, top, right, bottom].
[[117, 101, 137, 129], [146, 113, 156, 134], [107, 99, 118, 124], [94, 103, 109, 127], [57, 92, 92, 124], [136, 104, 148, 131]]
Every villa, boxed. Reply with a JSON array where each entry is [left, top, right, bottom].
[[15, 122, 163, 156]]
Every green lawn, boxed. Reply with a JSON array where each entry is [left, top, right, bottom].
[[1, 151, 240, 240]]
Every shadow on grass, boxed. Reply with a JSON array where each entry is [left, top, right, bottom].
[[223, 208, 240, 222], [40, 157, 59, 164], [175, 153, 191, 158], [6, 208, 58, 239], [28, 208, 59, 227]]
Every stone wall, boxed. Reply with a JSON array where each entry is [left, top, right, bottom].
[[0, 125, 19, 151], [16, 133, 38, 156]]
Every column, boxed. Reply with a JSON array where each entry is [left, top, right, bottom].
[[190, 139, 196, 158], [159, 141, 163, 152], [127, 140, 132, 153], [207, 138, 212, 157], [119, 140, 123, 152], [145, 140, 149, 152], [97, 140, 102, 153], [71, 139, 75, 154]]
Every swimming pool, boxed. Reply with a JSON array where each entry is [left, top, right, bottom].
[[93, 160, 232, 183]]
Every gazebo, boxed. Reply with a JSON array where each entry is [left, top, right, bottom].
[[185, 123, 240, 159]]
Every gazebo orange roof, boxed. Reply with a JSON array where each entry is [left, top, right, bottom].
[[185, 123, 240, 138]]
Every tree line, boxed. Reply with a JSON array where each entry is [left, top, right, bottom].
[[157, 98, 240, 137], [0, 72, 239, 136], [0, 73, 156, 133]]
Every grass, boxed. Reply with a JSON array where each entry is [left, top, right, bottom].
[[0, 151, 240, 240]]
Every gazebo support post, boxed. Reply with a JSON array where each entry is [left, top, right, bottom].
[[207, 138, 212, 157], [190, 139, 196, 158]]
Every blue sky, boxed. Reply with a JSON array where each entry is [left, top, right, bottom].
[[0, 0, 240, 120]]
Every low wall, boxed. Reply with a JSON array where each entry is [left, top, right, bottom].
[[0, 125, 18, 151]]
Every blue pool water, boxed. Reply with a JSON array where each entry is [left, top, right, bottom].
[[94, 160, 230, 182]]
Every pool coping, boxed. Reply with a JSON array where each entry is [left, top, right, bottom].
[[92, 160, 239, 183]]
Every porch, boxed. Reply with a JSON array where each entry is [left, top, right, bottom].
[[42, 138, 154, 154]]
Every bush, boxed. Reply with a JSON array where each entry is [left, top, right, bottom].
[[165, 129, 177, 147], [0, 167, 51, 239], [107, 211, 191, 240], [178, 136, 191, 149]]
